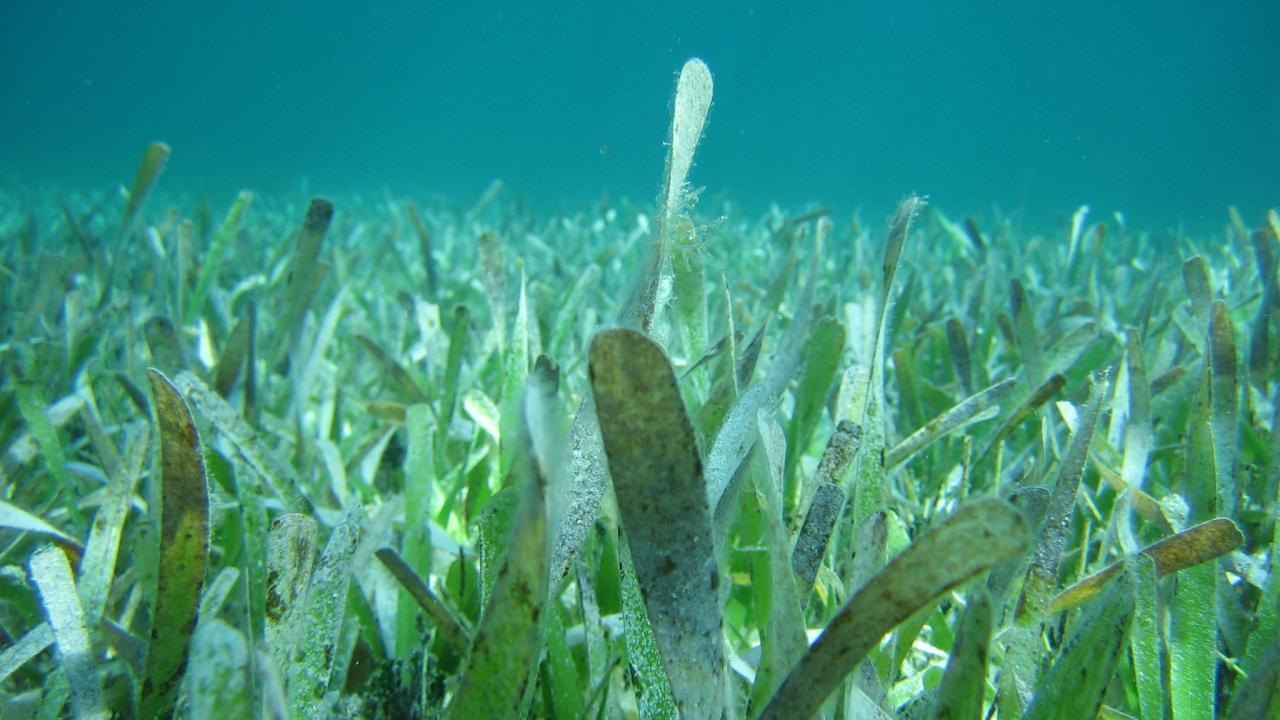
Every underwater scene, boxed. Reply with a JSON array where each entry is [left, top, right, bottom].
[[1, 2, 1279, 718]]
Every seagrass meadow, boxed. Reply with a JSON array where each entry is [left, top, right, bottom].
[[2, 58, 1280, 720]]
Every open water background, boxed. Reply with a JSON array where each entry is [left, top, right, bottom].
[[3, 1, 1277, 229]]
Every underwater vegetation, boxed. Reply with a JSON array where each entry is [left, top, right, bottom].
[[1, 57, 1279, 719]]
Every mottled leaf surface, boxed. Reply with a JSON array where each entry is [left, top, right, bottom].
[[141, 369, 210, 719], [187, 619, 252, 720], [1023, 568, 1135, 720], [29, 545, 106, 720], [933, 589, 993, 720], [449, 379, 552, 720], [288, 504, 362, 718], [760, 498, 1029, 720], [1050, 517, 1243, 613], [265, 513, 317, 679], [590, 328, 724, 719]]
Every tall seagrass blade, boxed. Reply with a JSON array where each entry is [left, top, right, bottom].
[[590, 328, 725, 719], [141, 369, 211, 719]]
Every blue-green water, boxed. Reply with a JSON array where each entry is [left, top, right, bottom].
[[3, 1, 1277, 227]]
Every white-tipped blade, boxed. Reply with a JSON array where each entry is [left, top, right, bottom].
[[665, 58, 714, 216]]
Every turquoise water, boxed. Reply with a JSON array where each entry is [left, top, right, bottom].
[[3, 1, 1276, 226]]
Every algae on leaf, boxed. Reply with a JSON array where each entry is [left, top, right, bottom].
[[1119, 329, 1153, 493], [29, 545, 107, 720], [288, 504, 363, 718], [1170, 563, 1217, 720], [1209, 300, 1240, 518], [141, 369, 211, 720], [623, 58, 714, 336], [590, 328, 725, 720], [186, 619, 253, 720], [1014, 375, 1105, 624], [1129, 553, 1165, 720], [1022, 566, 1136, 720], [664, 58, 713, 219], [396, 402, 437, 658], [549, 393, 609, 585], [846, 196, 925, 539], [449, 367, 555, 720], [554, 58, 715, 591], [784, 315, 846, 508], [475, 486, 520, 610], [479, 231, 509, 349], [803, 425, 864, 553], [791, 481, 845, 600], [1049, 516, 1243, 613], [759, 498, 1029, 720], [264, 513, 318, 681], [619, 540, 680, 719], [706, 384, 766, 525], [932, 589, 993, 720]]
